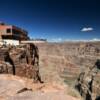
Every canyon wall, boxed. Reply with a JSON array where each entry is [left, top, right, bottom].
[[36, 42, 100, 85], [76, 59, 100, 100]]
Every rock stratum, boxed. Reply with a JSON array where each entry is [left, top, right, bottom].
[[0, 43, 41, 83], [35, 42, 100, 100], [36, 42, 100, 84], [76, 59, 100, 100]]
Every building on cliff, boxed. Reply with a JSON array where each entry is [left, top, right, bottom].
[[0, 22, 29, 45]]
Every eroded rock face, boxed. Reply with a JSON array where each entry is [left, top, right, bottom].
[[0, 43, 41, 83], [35, 42, 100, 84], [75, 59, 100, 100]]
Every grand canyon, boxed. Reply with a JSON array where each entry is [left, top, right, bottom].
[[0, 42, 100, 100]]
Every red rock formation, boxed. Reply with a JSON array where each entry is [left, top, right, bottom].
[[0, 43, 42, 83], [75, 59, 100, 100]]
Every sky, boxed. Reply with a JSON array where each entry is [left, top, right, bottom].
[[0, 0, 100, 41]]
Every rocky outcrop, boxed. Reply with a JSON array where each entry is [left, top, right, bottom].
[[75, 59, 100, 100], [0, 43, 42, 83]]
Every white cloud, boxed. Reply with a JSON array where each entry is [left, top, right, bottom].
[[81, 27, 93, 32]]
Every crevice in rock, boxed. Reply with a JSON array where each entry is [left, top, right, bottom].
[[5, 54, 16, 75], [75, 59, 100, 100], [95, 96, 100, 100], [17, 88, 32, 94]]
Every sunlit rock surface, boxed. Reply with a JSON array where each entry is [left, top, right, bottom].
[[0, 74, 81, 100], [0, 43, 41, 83]]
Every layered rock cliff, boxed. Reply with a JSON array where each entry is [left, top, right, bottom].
[[35, 42, 100, 85], [76, 59, 100, 100], [0, 43, 41, 83], [35, 42, 100, 100]]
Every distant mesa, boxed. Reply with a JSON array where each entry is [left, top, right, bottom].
[[31, 38, 47, 41], [21, 38, 47, 44]]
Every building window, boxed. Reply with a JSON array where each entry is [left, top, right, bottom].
[[6, 29, 11, 33]]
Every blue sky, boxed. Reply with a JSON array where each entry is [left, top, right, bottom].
[[0, 0, 100, 41]]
